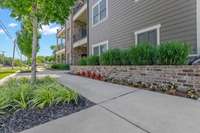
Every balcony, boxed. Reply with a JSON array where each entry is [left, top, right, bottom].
[[73, 0, 87, 22], [73, 0, 87, 15], [57, 26, 65, 38], [73, 28, 87, 48], [56, 44, 65, 55]]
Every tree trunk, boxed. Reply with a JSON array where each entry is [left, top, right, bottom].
[[31, 14, 38, 83]]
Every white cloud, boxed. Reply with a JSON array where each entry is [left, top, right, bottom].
[[8, 23, 18, 28], [40, 24, 59, 36], [0, 29, 5, 34]]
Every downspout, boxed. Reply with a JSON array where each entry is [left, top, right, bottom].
[[197, 0, 200, 55], [70, 13, 74, 65], [87, 0, 90, 56]]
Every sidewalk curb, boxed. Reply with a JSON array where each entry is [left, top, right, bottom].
[[0, 71, 20, 86]]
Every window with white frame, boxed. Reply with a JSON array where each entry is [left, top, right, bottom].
[[92, 41, 108, 56], [135, 24, 161, 45], [92, 0, 108, 26]]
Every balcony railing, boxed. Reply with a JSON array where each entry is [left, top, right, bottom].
[[57, 44, 65, 51], [73, 28, 87, 43], [73, 0, 87, 15], [57, 26, 65, 37]]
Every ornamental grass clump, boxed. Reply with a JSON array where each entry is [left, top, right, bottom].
[[129, 43, 158, 65], [109, 49, 122, 65], [99, 50, 110, 65], [78, 41, 190, 66], [79, 58, 87, 66], [99, 49, 122, 65], [158, 41, 190, 65], [86, 55, 100, 65], [51, 64, 70, 70], [0, 77, 79, 115], [120, 49, 132, 65]]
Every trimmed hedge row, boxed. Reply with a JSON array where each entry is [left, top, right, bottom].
[[51, 64, 70, 70], [79, 41, 190, 66]]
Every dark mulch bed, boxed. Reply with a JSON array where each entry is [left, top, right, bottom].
[[0, 96, 95, 133]]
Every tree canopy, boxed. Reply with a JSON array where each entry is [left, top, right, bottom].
[[17, 18, 40, 58], [0, 0, 75, 25], [0, 0, 75, 82]]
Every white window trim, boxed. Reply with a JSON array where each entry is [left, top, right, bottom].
[[92, 0, 108, 28], [92, 40, 109, 56], [135, 24, 161, 45]]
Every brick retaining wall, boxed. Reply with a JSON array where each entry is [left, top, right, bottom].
[[71, 65, 200, 92]]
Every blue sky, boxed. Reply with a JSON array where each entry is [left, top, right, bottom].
[[0, 9, 60, 58]]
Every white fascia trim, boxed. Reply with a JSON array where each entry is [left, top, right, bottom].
[[92, 0, 108, 28], [135, 24, 161, 45], [197, 0, 200, 55], [92, 40, 109, 55]]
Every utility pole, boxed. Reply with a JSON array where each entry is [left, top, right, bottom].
[[0, 20, 19, 69]]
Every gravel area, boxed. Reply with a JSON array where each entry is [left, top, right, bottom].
[[0, 96, 95, 133]]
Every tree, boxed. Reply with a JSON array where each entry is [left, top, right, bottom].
[[0, 0, 75, 82], [45, 56, 55, 63], [50, 45, 57, 63], [50, 45, 57, 54], [17, 18, 37, 59], [36, 56, 45, 64]]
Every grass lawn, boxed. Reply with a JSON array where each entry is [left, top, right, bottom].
[[0, 67, 18, 79], [0, 66, 31, 79]]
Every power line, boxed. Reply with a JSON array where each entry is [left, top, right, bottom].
[[0, 20, 13, 41], [0, 19, 19, 69], [0, 20, 22, 57]]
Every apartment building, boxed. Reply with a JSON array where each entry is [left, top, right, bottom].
[[56, 0, 88, 64], [56, 0, 200, 64]]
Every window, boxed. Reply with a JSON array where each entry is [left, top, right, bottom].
[[92, 0, 108, 26], [93, 5, 99, 25], [135, 24, 161, 45], [92, 41, 108, 56], [137, 30, 157, 45], [93, 46, 99, 56], [100, 0, 106, 20]]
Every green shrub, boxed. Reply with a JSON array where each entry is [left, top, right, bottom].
[[78, 41, 190, 66], [109, 49, 122, 65], [100, 50, 110, 65], [0, 77, 79, 115], [79, 58, 87, 66], [120, 49, 132, 65], [13, 84, 32, 110], [158, 41, 190, 65], [51, 64, 70, 70], [86, 55, 99, 65], [54, 88, 78, 104], [0, 89, 11, 114], [100, 49, 122, 65], [130, 43, 158, 65], [32, 87, 55, 109]]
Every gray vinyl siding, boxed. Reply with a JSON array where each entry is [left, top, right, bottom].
[[197, 0, 200, 54], [89, 0, 112, 54], [89, 0, 197, 54]]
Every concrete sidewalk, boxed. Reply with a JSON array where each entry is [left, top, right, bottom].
[[21, 71, 200, 133]]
